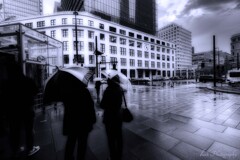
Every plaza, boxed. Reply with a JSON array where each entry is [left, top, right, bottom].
[[2, 81, 240, 160]]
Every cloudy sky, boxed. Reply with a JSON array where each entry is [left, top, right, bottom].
[[43, 0, 240, 53]]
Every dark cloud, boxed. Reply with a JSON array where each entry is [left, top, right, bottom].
[[180, 0, 240, 17]]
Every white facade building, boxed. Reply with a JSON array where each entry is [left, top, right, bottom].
[[157, 23, 192, 78], [5, 12, 175, 79]]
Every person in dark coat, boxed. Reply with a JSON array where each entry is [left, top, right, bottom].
[[100, 75, 123, 160], [60, 73, 96, 160], [95, 80, 102, 103], [3, 62, 39, 157]]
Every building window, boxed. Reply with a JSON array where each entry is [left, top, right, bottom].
[[129, 40, 134, 47], [74, 41, 83, 51], [129, 49, 135, 56], [89, 55, 95, 64], [120, 47, 126, 55], [129, 32, 134, 37], [63, 41, 68, 51], [64, 55, 69, 64], [109, 26, 116, 32], [167, 63, 170, 68], [62, 18, 67, 24], [137, 34, 142, 39], [100, 33, 105, 40], [162, 62, 165, 68], [162, 55, 165, 60], [50, 19, 56, 26], [120, 29, 126, 35], [172, 56, 174, 61], [167, 55, 170, 61], [156, 40, 160, 44], [72, 18, 82, 25], [120, 38, 126, 45], [99, 23, 104, 29], [88, 20, 94, 26], [151, 38, 155, 43], [157, 62, 160, 68], [100, 44, 105, 53], [101, 56, 106, 63], [110, 57, 117, 63], [62, 29, 68, 37], [162, 48, 165, 53], [151, 61, 155, 68], [151, 53, 155, 59], [109, 35, 117, 43], [162, 41, 165, 46], [137, 51, 142, 57], [167, 49, 170, 53], [130, 59, 135, 66], [137, 42, 142, 48], [151, 45, 155, 51], [110, 46, 117, 54], [138, 60, 142, 67], [157, 47, 160, 52], [144, 52, 149, 58], [145, 61, 149, 67], [37, 21, 45, 27], [88, 42, 94, 51], [121, 58, 126, 66], [50, 30, 56, 38], [144, 36, 149, 41], [25, 22, 33, 28], [88, 31, 94, 39], [157, 54, 160, 60]]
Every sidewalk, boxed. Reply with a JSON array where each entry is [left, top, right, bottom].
[[198, 83, 240, 95]]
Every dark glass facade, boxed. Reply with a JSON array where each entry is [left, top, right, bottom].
[[60, 0, 157, 35]]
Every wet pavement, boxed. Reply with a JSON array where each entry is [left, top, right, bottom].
[[2, 80, 240, 160]]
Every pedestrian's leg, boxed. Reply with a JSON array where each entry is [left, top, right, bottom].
[[105, 124, 116, 160], [76, 131, 89, 160], [25, 114, 34, 151], [65, 135, 77, 160], [9, 119, 21, 154], [115, 124, 123, 160]]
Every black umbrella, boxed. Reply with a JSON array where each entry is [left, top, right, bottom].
[[43, 66, 94, 105]]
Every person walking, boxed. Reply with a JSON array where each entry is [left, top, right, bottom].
[[61, 78, 96, 160], [95, 80, 102, 103], [100, 75, 123, 160]]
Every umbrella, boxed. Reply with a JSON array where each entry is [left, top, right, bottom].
[[101, 69, 132, 92], [43, 66, 94, 104]]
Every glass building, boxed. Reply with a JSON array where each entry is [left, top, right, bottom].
[[0, 0, 43, 21], [60, 0, 157, 35]]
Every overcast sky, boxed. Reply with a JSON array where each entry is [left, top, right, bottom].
[[43, 0, 240, 53]]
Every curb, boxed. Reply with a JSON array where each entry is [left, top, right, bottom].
[[201, 87, 240, 95]]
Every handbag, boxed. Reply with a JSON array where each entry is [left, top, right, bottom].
[[121, 92, 133, 122]]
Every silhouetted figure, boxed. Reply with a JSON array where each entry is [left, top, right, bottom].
[[2, 62, 40, 158], [95, 80, 102, 103], [60, 75, 96, 160], [100, 76, 123, 160]]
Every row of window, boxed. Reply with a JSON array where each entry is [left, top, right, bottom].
[[24, 16, 174, 47], [63, 54, 174, 68], [62, 41, 174, 61]]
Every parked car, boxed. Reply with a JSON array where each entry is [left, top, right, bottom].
[[170, 76, 180, 80]]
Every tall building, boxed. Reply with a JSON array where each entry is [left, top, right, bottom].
[[0, 0, 43, 22], [3, 11, 175, 79], [231, 33, 240, 69], [157, 23, 192, 78], [59, 0, 157, 35]]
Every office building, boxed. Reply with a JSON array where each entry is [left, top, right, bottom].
[[158, 23, 193, 78], [4, 11, 175, 79], [0, 0, 43, 22], [231, 33, 240, 69], [59, 0, 157, 35]]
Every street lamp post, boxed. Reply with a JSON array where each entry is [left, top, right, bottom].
[[73, 11, 79, 65]]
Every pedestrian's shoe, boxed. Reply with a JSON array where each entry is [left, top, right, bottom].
[[28, 146, 40, 156]]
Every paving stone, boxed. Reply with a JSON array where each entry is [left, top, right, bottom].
[[224, 127, 240, 138], [169, 142, 224, 160], [188, 119, 227, 132], [223, 119, 240, 128], [131, 142, 180, 160], [170, 129, 214, 150], [138, 128, 180, 150], [196, 128, 240, 149], [141, 119, 177, 133], [208, 142, 240, 160]]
